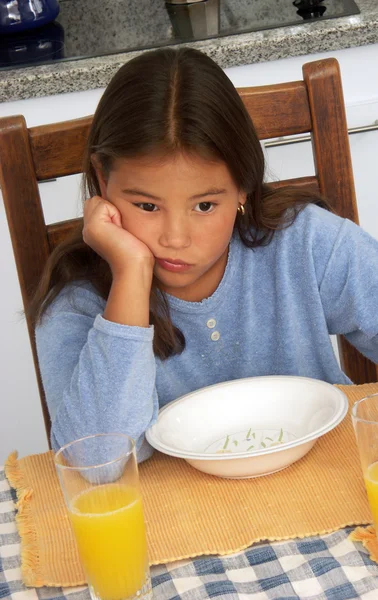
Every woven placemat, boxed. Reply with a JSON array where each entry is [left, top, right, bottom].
[[5, 383, 376, 588]]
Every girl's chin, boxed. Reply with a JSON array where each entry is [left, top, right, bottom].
[[155, 271, 195, 287], [154, 269, 200, 294]]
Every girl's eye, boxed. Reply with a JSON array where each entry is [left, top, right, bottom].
[[136, 203, 158, 212], [194, 202, 215, 213]]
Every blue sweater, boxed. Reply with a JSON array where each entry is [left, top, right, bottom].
[[36, 205, 378, 460]]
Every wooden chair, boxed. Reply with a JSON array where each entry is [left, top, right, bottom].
[[0, 57, 376, 440]]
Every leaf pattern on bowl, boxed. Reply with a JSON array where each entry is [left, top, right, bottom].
[[206, 427, 297, 454]]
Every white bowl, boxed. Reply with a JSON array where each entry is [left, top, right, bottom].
[[146, 376, 348, 478]]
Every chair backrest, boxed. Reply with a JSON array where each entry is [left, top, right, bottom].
[[1, 57, 376, 439]]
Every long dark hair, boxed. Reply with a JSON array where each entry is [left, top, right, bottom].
[[29, 46, 330, 359]]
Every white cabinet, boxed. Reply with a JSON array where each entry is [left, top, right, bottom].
[[1, 43, 378, 463]]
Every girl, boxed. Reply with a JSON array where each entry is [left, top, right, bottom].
[[32, 47, 378, 461]]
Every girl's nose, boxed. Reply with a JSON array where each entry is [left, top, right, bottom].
[[159, 215, 191, 249]]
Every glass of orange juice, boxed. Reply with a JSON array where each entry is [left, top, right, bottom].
[[54, 433, 152, 600], [352, 394, 378, 534]]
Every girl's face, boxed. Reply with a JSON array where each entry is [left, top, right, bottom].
[[97, 152, 246, 302]]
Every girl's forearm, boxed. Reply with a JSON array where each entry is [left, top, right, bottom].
[[103, 262, 153, 327]]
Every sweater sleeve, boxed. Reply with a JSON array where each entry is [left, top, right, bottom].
[[35, 284, 158, 462], [319, 217, 378, 363]]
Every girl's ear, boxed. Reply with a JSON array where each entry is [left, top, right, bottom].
[[238, 190, 247, 207], [90, 154, 108, 199]]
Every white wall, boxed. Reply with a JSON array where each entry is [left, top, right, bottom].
[[1, 43, 378, 463]]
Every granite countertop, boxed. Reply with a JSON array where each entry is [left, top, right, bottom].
[[1, 0, 377, 103]]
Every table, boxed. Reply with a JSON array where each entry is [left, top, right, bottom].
[[1, 468, 378, 600]]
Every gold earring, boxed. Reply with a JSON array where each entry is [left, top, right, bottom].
[[237, 203, 245, 216]]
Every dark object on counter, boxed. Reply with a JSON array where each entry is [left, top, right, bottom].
[[0, 0, 60, 34], [293, 0, 327, 19], [0, 21, 64, 67]]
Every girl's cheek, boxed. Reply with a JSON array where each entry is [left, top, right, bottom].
[[128, 219, 156, 244]]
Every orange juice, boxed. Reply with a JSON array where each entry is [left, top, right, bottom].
[[364, 461, 378, 529], [69, 484, 149, 600]]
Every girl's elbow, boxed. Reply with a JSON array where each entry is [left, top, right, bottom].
[[136, 436, 154, 463]]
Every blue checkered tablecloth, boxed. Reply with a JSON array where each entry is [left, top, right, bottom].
[[1, 468, 378, 600]]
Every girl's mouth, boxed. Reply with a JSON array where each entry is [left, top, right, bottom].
[[155, 258, 192, 273]]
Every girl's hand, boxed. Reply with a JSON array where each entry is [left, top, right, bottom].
[[83, 196, 154, 277]]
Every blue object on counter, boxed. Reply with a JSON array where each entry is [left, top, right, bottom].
[[0, 21, 64, 68], [0, 0, 60, 34]]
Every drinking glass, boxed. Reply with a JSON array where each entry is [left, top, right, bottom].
[[352, 393, 378, 534], [55, 433, 152, 600]]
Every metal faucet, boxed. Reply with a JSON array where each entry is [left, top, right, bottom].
[[165, 0, 219, 38], [165, 0, 206, 4]]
